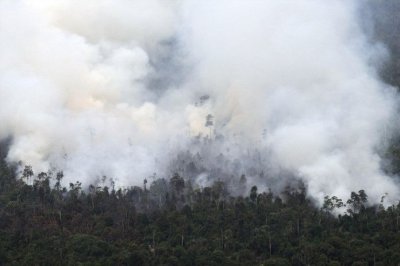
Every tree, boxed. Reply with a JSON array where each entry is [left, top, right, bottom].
[[322, 196, 344, 213], [170, 173, 185, 195], [22, 165, 33, 185], [250, 186, 258, 203], [347, 190, 368, 214], [205, 114, 214, 138]]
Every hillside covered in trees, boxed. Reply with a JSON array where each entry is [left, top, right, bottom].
[[3, 1, 400, 266], [0, 153, 400, 265]]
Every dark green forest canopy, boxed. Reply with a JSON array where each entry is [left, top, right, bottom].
[[0, 159, 400, 265]]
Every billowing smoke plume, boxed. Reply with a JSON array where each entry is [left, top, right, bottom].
[[0, 0, 399, 205]]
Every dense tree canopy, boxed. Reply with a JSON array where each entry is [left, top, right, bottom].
[[0, 158, 399, 265]]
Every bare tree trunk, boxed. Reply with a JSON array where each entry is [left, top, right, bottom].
[[297, 218, 300, 236], [268, 232, 272, 258], [153, 230, 156, 249], [221, 229, 224, 250], [91, 195, 95, 210]]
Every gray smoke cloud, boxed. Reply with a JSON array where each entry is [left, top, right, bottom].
[[0, 0, 399, 205]]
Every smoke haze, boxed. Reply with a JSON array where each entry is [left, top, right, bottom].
[[0, 0, 399, 205]]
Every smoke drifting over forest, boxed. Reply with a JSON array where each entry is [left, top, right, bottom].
[[1, 0, 399, 205]]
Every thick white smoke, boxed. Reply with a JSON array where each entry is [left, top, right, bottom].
[[0, 0, 399, 204]]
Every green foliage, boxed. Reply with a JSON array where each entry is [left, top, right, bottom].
[[0, 161, 399, 265]]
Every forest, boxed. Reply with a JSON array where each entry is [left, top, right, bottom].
[[0, 152, 399, 265], [2, 1, 400, 266]]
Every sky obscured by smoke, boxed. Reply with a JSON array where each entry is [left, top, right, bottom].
[[0, 0, 399, 205]]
